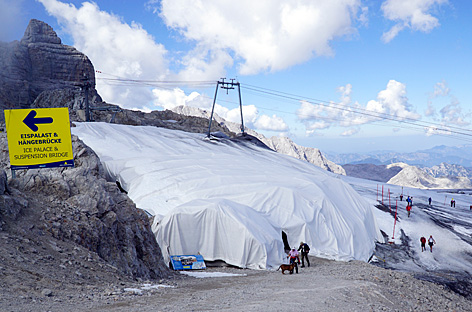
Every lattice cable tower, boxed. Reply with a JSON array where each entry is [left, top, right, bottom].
[[207, 78, 245, 137]]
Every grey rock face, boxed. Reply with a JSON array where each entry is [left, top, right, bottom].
[[21, 19, 61, 44], [1, 133, 170, 280], [343, 163, 403, 182], [0, 19, 95, 117]]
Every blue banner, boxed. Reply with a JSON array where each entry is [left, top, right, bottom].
[[170, 255, 206, 270]]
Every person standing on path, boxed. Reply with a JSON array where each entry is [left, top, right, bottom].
[[298, 242, 310, 268], [428, 235, 436, 252], [420, 236, 427, 252], [287, 248, 299, 273], [429, 197, 432, 206]]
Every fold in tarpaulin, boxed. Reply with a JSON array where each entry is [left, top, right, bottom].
[[155, 199, 285, 270]]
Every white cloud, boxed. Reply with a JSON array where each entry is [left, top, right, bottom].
[[254, 114, 288, 131], [341, 128, 360, 136], [424, 125, 451, 136], [297, 81, 420, 136], [226, 105, 258, 125], [375, 80, 421, 119], [381, 0, 448, 43], [152, 88, 210, 110], [337, 83, 353, 105], [426, 81, 470, 127], [157, 0, 365, 75], [381, 23, 405, 43], [38, 0, 169, 110], [439, 99, 469, 126], [433, 81, 450, 97], [176, 45, 233, 81]]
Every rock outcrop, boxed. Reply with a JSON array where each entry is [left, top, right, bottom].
[[0, 133, 171, 280], [342, 163, 403, 182], [387, 165, 472, 189], [0, 19, 95, 119], [422, 162, 472, 179], [263, 136, 345, 175]]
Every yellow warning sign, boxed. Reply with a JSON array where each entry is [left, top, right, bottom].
[[4, 108, 74, 170]]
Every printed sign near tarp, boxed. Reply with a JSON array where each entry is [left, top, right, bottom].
[[4, 108, 74, 170], [170, 255, 206, 270]]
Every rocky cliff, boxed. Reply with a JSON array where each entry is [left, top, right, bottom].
[[387, 165, 472, 189], [0, 19, 96, 119], [421, 162, 472, 179], [342, 163, 403, 182], [0, 133, 171, 280]]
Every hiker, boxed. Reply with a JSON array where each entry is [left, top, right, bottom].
[[406, 204, 412, 217], [298, 241, 310, 268], [400, 194, 403, 201], [451, 198, 455, 207], [428, 197, 432, 206], [420, 236, 426, 252], [428, 235, 436, 252], [287, 248, 299, 273]]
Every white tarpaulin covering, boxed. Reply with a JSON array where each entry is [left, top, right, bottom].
[[72, 122, 381, 269], [155, 198, 285, 269]]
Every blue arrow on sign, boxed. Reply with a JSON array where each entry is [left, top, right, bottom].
[[23, 110, 53, 132]]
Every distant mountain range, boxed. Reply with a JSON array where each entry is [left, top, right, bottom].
[[325, 145, 472, 168], [344, 162, 472, 189]]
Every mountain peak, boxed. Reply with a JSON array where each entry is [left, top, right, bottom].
[[21, 19, 61, 44]]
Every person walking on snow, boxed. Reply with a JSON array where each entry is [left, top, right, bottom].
[[429, 197, 432, 206], [287, 248, 300, 273], [298, 242, 310, 268], [428, 235, 436, 252], [420, 236, 426, 252], [406, 204, 412, 217]]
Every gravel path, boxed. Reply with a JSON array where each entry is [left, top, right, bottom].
[[3, 256, 472, 312]]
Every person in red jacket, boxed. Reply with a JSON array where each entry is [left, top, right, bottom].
[[420, 236, 426, 252], [406, 204, 412, 217]]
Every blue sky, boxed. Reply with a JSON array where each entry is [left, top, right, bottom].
[[1, 0, 471, 153]]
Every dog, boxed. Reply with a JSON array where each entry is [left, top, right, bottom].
[[277, 263, 296, 274]]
